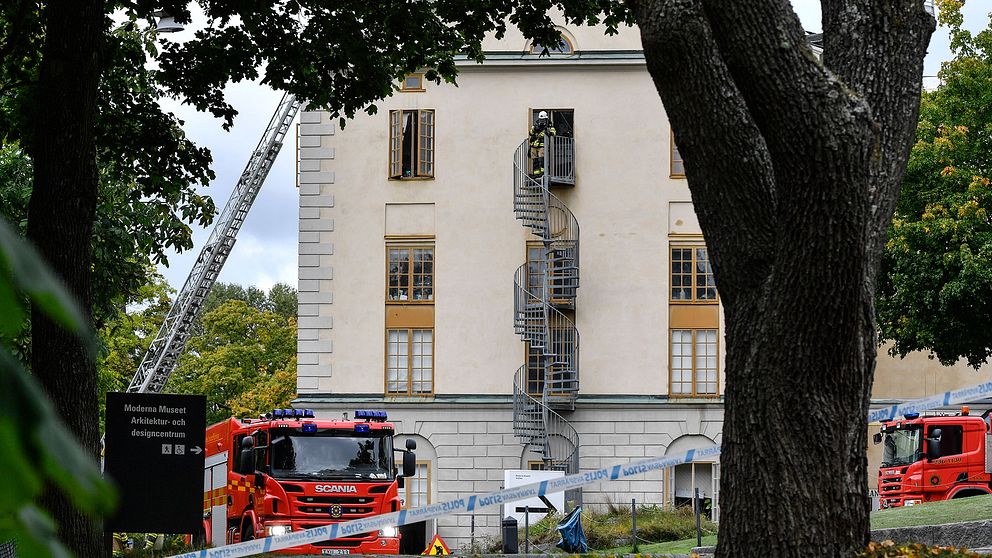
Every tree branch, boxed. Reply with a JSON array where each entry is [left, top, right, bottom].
[[699, 0, 874, 188], [627, 0, 777, 307], [821, 0, 934, 264]]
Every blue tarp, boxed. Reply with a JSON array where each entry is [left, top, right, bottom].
[[556, 506, 588, 553]]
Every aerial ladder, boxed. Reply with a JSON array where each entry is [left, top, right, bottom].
[[126, 92, 301, 393]]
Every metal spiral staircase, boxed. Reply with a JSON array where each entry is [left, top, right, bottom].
[[511, 134, 581, 480]]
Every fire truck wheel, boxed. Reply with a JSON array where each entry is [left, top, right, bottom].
[[242, 522, 255, 542]]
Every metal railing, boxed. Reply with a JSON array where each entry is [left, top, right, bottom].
[[512, 365, 580, 474], [545, 135, 575, 185], [512, 264, 580, 397]]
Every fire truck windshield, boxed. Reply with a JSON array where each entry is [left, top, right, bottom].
[[270, 430, 394, 480], [881, 426, 922, 467]]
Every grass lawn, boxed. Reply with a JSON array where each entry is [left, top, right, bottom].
[[871, 494, 992, 530], [600, 495, 992, 554]]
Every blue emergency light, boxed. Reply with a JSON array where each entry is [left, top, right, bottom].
[[302, 423, 318, 433], [304, 409, 315, 418], [904, 413, 920, 420], [355, 410, 388, 422], [283, 409, 293, 416], [273, 409, 285, 418], [355, 423, 371, 433], [293, 409, 304, 418]]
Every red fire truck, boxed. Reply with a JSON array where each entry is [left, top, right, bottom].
[[197, 409, 416, 554], [876, 407, 991, 509]]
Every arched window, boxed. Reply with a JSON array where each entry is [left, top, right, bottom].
[[529, 33, 574, 55]]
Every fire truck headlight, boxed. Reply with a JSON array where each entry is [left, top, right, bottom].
[[266, 524, 292, 536], [378, 526, 398, 538], [905, 499, 922, 507]]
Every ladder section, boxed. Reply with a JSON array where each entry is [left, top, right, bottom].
[[127, 93, 302, 394], [511, 134, 580, 479]]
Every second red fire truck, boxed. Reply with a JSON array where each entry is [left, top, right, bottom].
[[876, 407, 992, 509], [198, 409, 416, 554]]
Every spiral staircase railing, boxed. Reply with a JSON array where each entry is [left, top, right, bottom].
[[511, 135, 580, 482]]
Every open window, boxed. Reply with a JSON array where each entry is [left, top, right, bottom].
[[389, 109, 435, 179], [671, 132, 685, 178], [531, 109, 574, 138]]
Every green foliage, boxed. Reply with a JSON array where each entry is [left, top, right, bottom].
[[166, 285, 298, 424], [878, 1, 992, 367], [859, 541, 986, 557], [97, 273, 173, 431], [0, 217, 115, 556], [144, 0, 632, 128]]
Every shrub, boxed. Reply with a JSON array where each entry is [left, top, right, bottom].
[[859, 540, 987, 557]]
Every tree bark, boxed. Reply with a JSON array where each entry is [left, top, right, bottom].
[[28, 1, 106, 556], [626, 0, 933, 556]]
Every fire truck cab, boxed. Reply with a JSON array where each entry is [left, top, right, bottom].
[[876, 408, 992, 509], [199, 409, 415, 554]]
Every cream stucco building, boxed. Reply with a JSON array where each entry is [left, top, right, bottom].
[[294, 21, 991, 549]]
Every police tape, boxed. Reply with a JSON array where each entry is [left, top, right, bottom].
[[867, 380, 992, 423], [168, 379, 992, 558]]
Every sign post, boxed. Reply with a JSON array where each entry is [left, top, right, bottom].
[[502, 469, 565, 524], [105, 392, 206, 533]]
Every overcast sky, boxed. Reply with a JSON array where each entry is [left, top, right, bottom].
[[155, 1, 989, 293]]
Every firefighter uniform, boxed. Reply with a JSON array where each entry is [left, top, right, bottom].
[[528, 112, 556, 177]]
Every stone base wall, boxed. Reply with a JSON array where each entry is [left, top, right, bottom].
[[304, 400, 724, 550]]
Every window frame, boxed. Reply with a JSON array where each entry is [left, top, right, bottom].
[[403, 460, 432, 509], [388, 109, 435, 180], [669, 328, 719, 397], [670, 131, 685, 178], [670, 244, 718, 304], [400, 73, 426, 92], [385, 327, 435, 396], [386, 245, 435, 304]]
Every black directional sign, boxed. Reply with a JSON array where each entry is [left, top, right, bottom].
[[105, 392, 206, 533]]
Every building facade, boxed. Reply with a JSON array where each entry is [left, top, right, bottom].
[[294, 21, 991, 549]]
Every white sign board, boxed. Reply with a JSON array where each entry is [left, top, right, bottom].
[[502, 469, 565, 524]]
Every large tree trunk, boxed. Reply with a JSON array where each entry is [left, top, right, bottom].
[[626, 0, 933, 556], [28, 0, 105, 556]]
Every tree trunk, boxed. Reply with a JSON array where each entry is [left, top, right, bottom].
[[626, 0, 933, 555], [28, 0, 105, 556]]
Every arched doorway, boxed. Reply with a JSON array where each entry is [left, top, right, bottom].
[[664, 435, 719, 521]]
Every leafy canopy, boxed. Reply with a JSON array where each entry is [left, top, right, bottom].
[[878, 0, 992, 368], [168, 291, 298, 425], [136, 0, 632, 127], [0, 15, 215, 328]]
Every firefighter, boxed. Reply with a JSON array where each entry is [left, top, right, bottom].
[[528, 111, 556, 177], [111, 533, 128, 556]]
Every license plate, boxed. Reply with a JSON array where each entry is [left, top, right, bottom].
[[322, 550, 350, 555]]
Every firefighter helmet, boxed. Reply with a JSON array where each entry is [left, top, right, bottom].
[[538, 110, 549, 120]]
